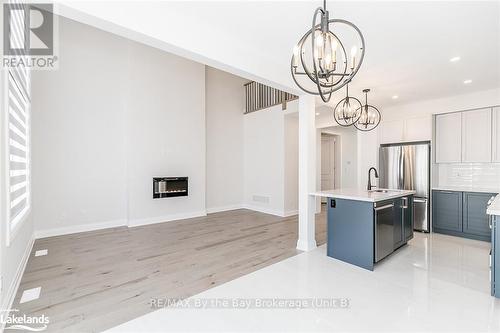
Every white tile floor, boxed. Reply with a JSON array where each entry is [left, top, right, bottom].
[[107, 233, 500, 332]]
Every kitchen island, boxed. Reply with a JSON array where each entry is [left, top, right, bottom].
[[487, 194, 500, 298], [312, 189, 415, 271]]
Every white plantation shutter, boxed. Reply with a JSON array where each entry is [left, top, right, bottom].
[[6, 2, 31, 235]]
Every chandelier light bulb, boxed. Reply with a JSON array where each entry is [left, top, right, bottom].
[[292, 45, 299, 67], [350, 46, 358, 69], [324, 53, 333, 71], [331, 38, 338, 65], [315, 33, 324, 60]]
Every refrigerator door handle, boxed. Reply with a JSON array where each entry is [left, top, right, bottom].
[[399, 148, 404, 190]]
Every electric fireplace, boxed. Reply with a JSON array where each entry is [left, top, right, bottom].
[[153, 177, 188, 199]]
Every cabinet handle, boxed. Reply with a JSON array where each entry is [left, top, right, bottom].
[[414, 198, 427, 203], [375, 203, 394, 211], [401, 197, 408, 209]]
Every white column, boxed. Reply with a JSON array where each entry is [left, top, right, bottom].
[[297, 94, 317, 251]]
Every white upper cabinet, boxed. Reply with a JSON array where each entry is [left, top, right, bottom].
[[461, 108, 492, 163], [378, 115, 431, 144], [405, 115, 432, 142], [435, 112, 462, 163], [379, 120, 404, 144], [493, 107, 500, 163]]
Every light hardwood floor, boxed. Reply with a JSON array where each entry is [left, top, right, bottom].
[[12, 208, 326, 332]]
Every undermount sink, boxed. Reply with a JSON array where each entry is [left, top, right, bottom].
[[369, 189, 391, 193]]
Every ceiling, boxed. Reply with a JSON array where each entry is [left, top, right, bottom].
[[57, 1, 500, 111]]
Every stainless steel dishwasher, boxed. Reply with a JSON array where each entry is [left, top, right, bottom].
[[374, 200, 395, 262]]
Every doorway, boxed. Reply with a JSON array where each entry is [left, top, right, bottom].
[[321, 134, 336, 203]]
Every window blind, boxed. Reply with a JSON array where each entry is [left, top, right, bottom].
[[7, 2, 31, 231]]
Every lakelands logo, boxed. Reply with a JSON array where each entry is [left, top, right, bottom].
[[1, 309, 49, 331], [2, 2, 58, 69]]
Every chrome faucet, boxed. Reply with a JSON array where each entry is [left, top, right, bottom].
[[367, 167, 379, 191]]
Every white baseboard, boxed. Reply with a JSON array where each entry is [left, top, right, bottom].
[[1, 235, 34, 325], [296, 238, 317, 252], [128, 211, 207, 227], [33, 206, 298, 239], [206, 204, 244, 214], [34, 219, 128, 239], [282, 210, 299, 217], [241, 204, 288, 217]]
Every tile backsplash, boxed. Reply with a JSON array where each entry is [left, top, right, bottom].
[[438, 163, 500, 190]]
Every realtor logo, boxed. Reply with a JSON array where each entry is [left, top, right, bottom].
[[2, 2, 58, 69], [3, 3, 53, 55]]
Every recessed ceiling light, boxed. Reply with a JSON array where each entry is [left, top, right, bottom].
[[463, 79, 472, 84], [315, 112, 320, 116], [392, 95, 399, 99], [450, 56, 461, 62]]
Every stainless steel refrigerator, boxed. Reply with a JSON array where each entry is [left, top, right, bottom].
[[379, 142, 430, 232]]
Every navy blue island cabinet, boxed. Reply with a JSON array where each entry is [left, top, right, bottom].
[[493, 215, 500, 298], [326, 195, 414, 271]]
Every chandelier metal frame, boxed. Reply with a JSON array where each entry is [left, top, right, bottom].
[[333, 84, 362, 127], [291, 0, 365, 103], [354, 88, 381, 132]]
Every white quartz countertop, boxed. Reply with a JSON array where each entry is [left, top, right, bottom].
[[487, 194, 500, 216], [311, 188, 416, 202], [432, 187, 499, 194]]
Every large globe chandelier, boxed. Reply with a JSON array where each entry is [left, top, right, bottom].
[[291, 0, 365, 102]]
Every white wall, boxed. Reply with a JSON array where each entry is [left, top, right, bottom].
[[125, 39, 206, 226], [243, 101, 298, 216], [0, 60, 35, 313], [284, 114, 299, 215], [322, 126, 358, 189], [32, 18, 129, 235], [31, 17, 206, 235], [205, 67, 246, 212], [356, 129, 380, 189]]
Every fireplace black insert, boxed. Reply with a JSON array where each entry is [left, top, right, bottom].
[[153, 177, 188, 199]]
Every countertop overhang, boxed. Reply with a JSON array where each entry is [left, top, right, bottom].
[[311, 188, 416, 203]]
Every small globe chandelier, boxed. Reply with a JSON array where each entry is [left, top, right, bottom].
[[333, 84, 362, 127], [354, 89, 381, 131], [291, 0, 365, 103]]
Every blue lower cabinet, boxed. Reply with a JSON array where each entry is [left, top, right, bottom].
[[432, 190, 462, 233], [327, 198, 374, 271], [327, 196, 414, 271], [432, 190, 496, 242], [493, 216, 499, 298], [463, 192, 496, 241]]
